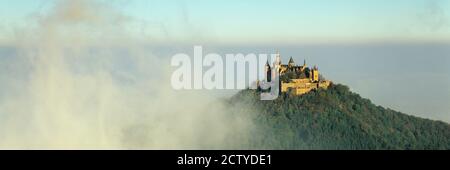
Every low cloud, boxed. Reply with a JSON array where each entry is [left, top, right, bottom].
[[0, 0, 253, 149]]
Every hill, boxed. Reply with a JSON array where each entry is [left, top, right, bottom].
[[226, 84, 450, 149]]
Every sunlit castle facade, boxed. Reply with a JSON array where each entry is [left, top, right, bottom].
[[265, 51, 331, 95]]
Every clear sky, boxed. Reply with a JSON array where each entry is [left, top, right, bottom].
[[1, 0, 449, 44]]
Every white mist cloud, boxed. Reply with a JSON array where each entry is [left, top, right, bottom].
[[0, 0, 254, 149]]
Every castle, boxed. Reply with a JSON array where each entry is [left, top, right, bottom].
[[264, 51, 331, 95]]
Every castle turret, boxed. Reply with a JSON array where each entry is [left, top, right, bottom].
[[265, 60, 272, 82], [288, 57, 295, 67], [311, 65, 319, 82], [300, 59, 307, 72], [274, 50, 281, 66]]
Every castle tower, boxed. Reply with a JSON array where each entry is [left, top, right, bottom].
[[273, 50, 282, 74], [301, 59, 307, 72], [288, 57, 295, 67], [265, 60, 272, 82], [274, 50, 281, 67], [311, 65, 319, 82]]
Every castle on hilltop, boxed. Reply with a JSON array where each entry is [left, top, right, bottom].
[[263, 51, 331, 95]]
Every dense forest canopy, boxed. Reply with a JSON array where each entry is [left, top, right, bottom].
[[226, 84, 450, 150]]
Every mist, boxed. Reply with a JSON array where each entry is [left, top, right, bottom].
[[0, 0, 254, 149]]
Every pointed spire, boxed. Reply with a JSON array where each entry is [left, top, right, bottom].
[[288, 57, 294, 64], [303, 59, 306, 66]]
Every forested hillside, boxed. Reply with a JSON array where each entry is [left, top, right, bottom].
[[227, 84, 450, 149]]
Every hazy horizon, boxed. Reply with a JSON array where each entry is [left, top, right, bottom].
[[144, 42, 450, 123], [2, 42, 449, 123]]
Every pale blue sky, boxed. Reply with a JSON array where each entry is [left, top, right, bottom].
[[0, 0, 449, 122], [0, 0, 449, 44]]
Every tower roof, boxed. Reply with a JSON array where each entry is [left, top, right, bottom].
[[288, 57, 294, 64], [265, 60, 271, 68]]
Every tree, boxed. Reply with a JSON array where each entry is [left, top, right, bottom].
[[226, 84, 450, 150]]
